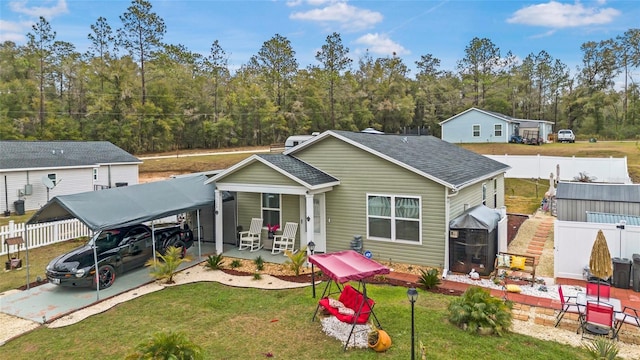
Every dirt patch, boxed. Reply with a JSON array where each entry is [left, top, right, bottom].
[[508, 213, 530, 245]]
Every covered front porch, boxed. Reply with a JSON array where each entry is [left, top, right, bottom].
[[222, 243, 291, 265], [207, 154, 340, 257]]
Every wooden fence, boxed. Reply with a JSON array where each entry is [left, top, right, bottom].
[[0, 219, 91, 257]]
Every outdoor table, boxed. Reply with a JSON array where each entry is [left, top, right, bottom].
[[576, 292, 622, 312], [576, 292, 621, 337]]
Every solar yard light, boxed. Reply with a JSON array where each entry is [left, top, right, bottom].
[[308, 241, 316, 298], [407, 287, 419, 360]]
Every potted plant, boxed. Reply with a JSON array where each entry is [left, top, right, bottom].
[[367, 323, 392, 352], [267, 224, 280, 239]]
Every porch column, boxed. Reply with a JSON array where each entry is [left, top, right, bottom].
[[215, 189, 223, 255], [305, 193, 315, 251]]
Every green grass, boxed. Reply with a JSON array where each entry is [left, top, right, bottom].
[[2, 282, 591, 359], [0, 238, 86, 292]]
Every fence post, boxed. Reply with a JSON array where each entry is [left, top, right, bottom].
[[9, 220, 15, 237], [54, 221, 60, 242]]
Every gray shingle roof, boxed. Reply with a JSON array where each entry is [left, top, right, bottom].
[[0, 141, 140, 170], [257, 154, 339, 186], [329, 130, 510, 189], [556, 182, 640, 202]]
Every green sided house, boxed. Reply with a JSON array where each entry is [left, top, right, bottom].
[[207, 130, 510, 271]]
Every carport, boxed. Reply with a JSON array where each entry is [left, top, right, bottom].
[[1, 174, 222, 324]]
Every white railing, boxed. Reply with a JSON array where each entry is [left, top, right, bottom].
[[0, 219, 91, 257]]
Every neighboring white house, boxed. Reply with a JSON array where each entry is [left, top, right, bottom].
[[439, 108, 554, 144], [0, 141, 141, 214]]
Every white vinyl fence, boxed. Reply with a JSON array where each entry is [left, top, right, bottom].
[[0, 219, 91, 258], [554, 220, 640, 280], [485, 154, 631, 184]]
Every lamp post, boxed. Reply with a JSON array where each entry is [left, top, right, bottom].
[[308, 241, 316, 298], [407, 287, 418, 360]]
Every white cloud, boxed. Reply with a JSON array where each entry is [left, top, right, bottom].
[[290, 2, 383, 32], [9, 0, 69, 18], [354, 33, 409, 57], [507, 1, 620, 28], [2, 1, 69, 43]]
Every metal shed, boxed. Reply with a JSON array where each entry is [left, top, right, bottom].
[[556, 182, 640, 222]]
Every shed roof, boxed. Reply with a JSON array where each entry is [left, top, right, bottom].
[[0, 141, 140, 171], [556, 182, 640, 203], [586, 212, 640, 226], [27, 174, 223, 231], [449, 204, 501, 231], [290, 130, 510, 190]]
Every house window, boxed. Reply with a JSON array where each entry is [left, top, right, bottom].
[[472, 124, 480, 137], [482, 183, 487, 206], [47, 173, 57, 186], [494, 124, 502, 137], [493, 178, 498, 207], [93, 168, 98, 181], [367, 194, 421, 243], [261, 193, 281, 228]]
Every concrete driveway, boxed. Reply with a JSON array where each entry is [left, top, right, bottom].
[[0, 243, 215, 324]]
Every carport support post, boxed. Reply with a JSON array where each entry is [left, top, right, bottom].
[[197, 210, 201, 259], [93, 234, 100, 301], [25, 231, 30, 290]]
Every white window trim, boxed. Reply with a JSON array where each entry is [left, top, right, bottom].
[[261, 193, 282, 229], [494, 123, 502, 137], [472, 124, 480, 137], [482, 182, 487, 206], [93, 168, 98, 182], [366, 193, 422, 244]]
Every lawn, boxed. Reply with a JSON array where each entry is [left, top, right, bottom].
[[1, 281, 592, 359]]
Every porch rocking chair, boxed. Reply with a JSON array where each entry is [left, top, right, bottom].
[[271, 222, 298, 255], [239, 218, 263, 252]]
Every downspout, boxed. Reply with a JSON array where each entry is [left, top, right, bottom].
[[444, 187, 459, 276]]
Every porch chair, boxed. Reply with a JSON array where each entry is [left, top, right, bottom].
[[586, 279, 611, 300], [238, 218, 263, 252], [555, 285, 583, 329], [615, 306, 640, 338], [580, 301, 616, 340], [271, 222, 299, 255]]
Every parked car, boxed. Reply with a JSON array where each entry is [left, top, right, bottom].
[[46, 223, 193, 289], [557, 129, 575, 143], [509, 134, 523, 144]]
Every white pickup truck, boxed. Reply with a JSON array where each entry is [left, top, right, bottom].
[[557, 129, 575, 143]]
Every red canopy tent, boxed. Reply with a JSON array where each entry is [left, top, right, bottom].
[[309, 250, 390, 350]]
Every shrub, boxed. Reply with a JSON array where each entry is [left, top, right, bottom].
[[230, 259, 242, 269], [253, 272, 262, 280], [254, 256, 265, 271], [418, 268, 441, 290], [144, 246, 190, 284], [204, 254, 224, 270], [582, 337, 619, 359], [284, 246, 307, 276], [126, 330, 203, 360], [447, 286, 513, 336]]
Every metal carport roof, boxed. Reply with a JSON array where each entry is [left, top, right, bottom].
[[27, 174, 219, 230]]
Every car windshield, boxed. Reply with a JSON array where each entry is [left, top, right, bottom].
[[89, 230, 121, 248]]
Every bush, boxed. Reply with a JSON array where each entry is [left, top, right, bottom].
[[230, 259, 242, 269], [144, 246, 191, 284], [582, 337, 619, 359], [204, 254, 224, 270], [284, 246, 307, 276], [418, 268, 441, 290], [126, 331, 203, 360], [254, 256, 265, 271], [447, 286, 513, 336]]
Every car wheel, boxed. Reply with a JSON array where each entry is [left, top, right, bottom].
[[97, 264, 116, 289]]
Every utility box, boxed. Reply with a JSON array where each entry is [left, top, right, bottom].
[[612, 257, 632, 289], [633, 254, 640, 292]]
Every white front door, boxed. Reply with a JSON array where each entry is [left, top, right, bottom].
[[300, 193, 326, 253]]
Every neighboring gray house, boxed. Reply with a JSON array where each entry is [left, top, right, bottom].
[[1, 141, 141, 214], [208, 130, 510, 270], [439, 107, 553, 144], [556, 182, 640, 222]]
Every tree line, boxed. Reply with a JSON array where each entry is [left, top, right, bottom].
[[1, 0, 639, 154]]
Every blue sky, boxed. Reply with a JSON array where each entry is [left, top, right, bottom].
[[1, 0, 638, 76]]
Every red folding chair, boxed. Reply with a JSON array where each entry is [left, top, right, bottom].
[[615, 306, 640, 338], [555, 285, 583, 329], [586, 280, 611, 300], [581, 301, 615, 339]]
